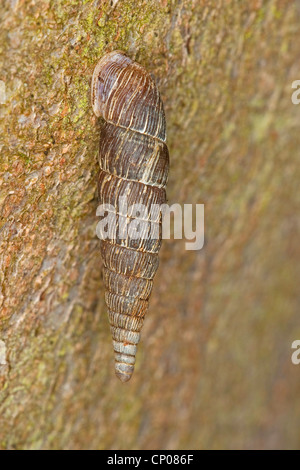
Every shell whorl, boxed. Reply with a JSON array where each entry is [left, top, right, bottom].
[[92, 51, 169, 382]]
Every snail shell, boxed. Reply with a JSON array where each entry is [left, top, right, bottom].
[[92, 51, 169, 382]]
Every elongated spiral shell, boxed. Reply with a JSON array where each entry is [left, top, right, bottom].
[[91, 51, 169, 382]]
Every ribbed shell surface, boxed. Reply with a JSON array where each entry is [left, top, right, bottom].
[[92, 51, 169, 382]]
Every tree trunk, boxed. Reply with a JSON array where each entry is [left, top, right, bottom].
[[0, 0, 299, 450]]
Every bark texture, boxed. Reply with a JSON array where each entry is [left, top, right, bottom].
[[0, 0, 300, 450]]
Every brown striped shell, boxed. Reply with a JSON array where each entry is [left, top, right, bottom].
[[91, 51, 169, 382]]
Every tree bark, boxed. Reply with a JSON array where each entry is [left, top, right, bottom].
[[0, 0, 299, 450]]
